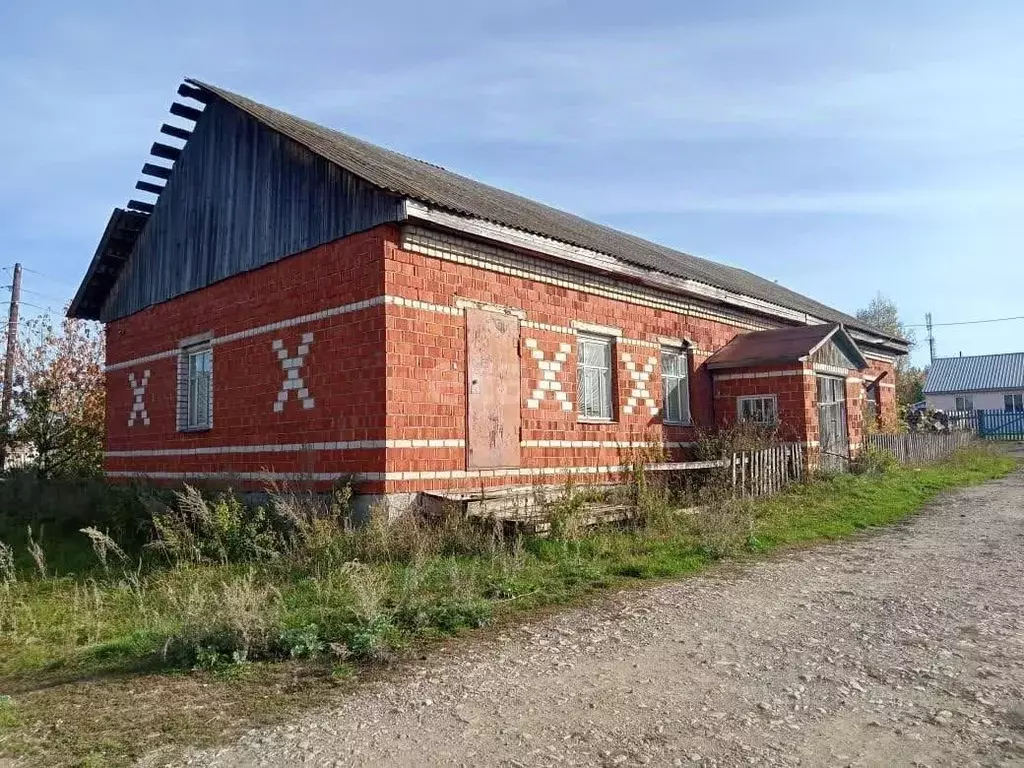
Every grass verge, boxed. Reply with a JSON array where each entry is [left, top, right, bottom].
[[0, 446, 1017, 766]]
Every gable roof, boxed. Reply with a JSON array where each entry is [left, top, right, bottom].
[[68, 78, 907, 351], [705, 323, 868, 371], [923, 352, 1024, 394]]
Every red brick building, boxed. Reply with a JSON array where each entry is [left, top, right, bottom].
[[69, 79, 907, 512]]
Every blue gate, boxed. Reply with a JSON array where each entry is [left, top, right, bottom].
[[977, 409, 1024, 440]]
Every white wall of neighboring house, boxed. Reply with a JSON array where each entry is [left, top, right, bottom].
[[926, 390, 1024, 411]]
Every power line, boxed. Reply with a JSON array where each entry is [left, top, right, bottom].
[[11, 266, 79, 288], [0, 300, 63, 316], [906, 314, 1024, 328], [21, 287, 68, 302]]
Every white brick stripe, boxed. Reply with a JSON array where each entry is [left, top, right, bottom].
[[521, 320, 575, 335], [714, 369, 810, 381], [386, 295, 461, 316], [106, 460, 705, 484], [105, 438, 465, 458]]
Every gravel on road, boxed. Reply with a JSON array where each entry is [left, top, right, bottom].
[[156, 470, 1024, 767]]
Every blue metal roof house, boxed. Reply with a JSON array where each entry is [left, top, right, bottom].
[[924, 352, 1024, 413]]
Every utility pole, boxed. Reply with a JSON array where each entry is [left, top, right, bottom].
[[925, 311, 936, 364], [0, 263, 22, 471]]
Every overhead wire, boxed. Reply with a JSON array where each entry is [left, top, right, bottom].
[[905, 315, 1024, 328]]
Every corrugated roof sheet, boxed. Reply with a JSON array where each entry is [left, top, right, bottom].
[[186, 79, 905, 344], [923, 353, 1024, 394], [704, 323, 867, 370]]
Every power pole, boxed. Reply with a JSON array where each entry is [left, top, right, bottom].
[[0, 263, 22, 471], [925, 312, 936, 364]]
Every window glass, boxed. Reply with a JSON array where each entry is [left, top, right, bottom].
[[738, 396, 777, 425], [182, 345, 213, 430], [660, 348, 690, 424], [577, 336, 613, 419]]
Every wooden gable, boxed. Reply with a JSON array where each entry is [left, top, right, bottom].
[[809, 331, 866, 371], [100, 99, 404, 321]]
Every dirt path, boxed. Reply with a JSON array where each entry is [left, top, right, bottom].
[[163, 471, 1024, 767]]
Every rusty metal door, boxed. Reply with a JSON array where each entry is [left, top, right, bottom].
[[466, 309, 521, 469]]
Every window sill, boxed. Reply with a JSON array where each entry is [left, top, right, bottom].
[[178, 426, 213, 433], [663, 420, 693, 427], [577, 417, 615, 424]]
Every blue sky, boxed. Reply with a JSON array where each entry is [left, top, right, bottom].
[[1, 0, 1022, 366]]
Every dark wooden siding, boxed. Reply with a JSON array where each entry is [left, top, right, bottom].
[[810, 339, 858, 370], [101, 99, 404, 321]]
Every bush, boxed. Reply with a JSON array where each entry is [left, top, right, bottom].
[[689, 481, 756, 559], [164, 570, 282, 666], [850, 444, 899, 475], [151, 486, 283, 565]]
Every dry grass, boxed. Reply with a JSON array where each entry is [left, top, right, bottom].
[[0, 447, 1016, 766]]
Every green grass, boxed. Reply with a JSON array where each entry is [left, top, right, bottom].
[[0, 446, 1016, 766]]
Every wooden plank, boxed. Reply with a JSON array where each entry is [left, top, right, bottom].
[[741, 450, 749, 499], [150, 142, 182, 161], [177, 83, 211, 103], [646, 459, 727, 471], [141, 163, 172, 180], [169, 101, 203, 122], [160, 123, 193, 142], [135, 180, 165, 195], [126, 199, 154, 214]]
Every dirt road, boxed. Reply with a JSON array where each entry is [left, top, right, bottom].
[[166, 470, 1024, 767]]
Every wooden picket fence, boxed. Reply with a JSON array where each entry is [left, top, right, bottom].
[[730, 443, 806, 498], [866, 431, 975, 464]]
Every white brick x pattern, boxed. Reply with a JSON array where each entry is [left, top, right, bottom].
[[127, 370, 151, 427], [524, 339, 573, 411], [273, 333, 315, 412], [622, 353, 659, 416]]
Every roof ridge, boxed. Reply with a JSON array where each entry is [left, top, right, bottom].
[[933, 351, 1024, 361]]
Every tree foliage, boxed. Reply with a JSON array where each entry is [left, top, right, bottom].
[[855, 293, 925, 406], [855, 292, 917, 349], [0, 314, 104, 478]]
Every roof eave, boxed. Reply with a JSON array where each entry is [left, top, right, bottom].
[[405, 201, 910, 353], [68, 208, 149, 320]]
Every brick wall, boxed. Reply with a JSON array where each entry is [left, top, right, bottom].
[[102, 222, 902, 493], [104, 227, 389, 486], [379, 230, 901, 494]]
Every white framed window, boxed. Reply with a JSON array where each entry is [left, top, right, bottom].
[[1005, 393, 1024, 413], [577, 334, 613, 420], [955, 395, 974, 412], [660, 347, 690, 424], [178, 343, 213, 431], [738, 395, 778, 425]]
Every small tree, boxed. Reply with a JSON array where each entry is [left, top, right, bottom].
[[1, 314, 104, 477], [855, 293, 921, 407]]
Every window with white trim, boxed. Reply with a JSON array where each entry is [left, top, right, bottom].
[[954, 395, 974, 412], [577, 334, 613, 420], [178, 344, 213, 430], [1005, 393, 1024, 413], [738, 395, 778, 425], [660, 347, 690, 424]]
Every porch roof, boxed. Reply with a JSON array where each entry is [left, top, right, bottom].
[[705, 323, 868, 371]]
